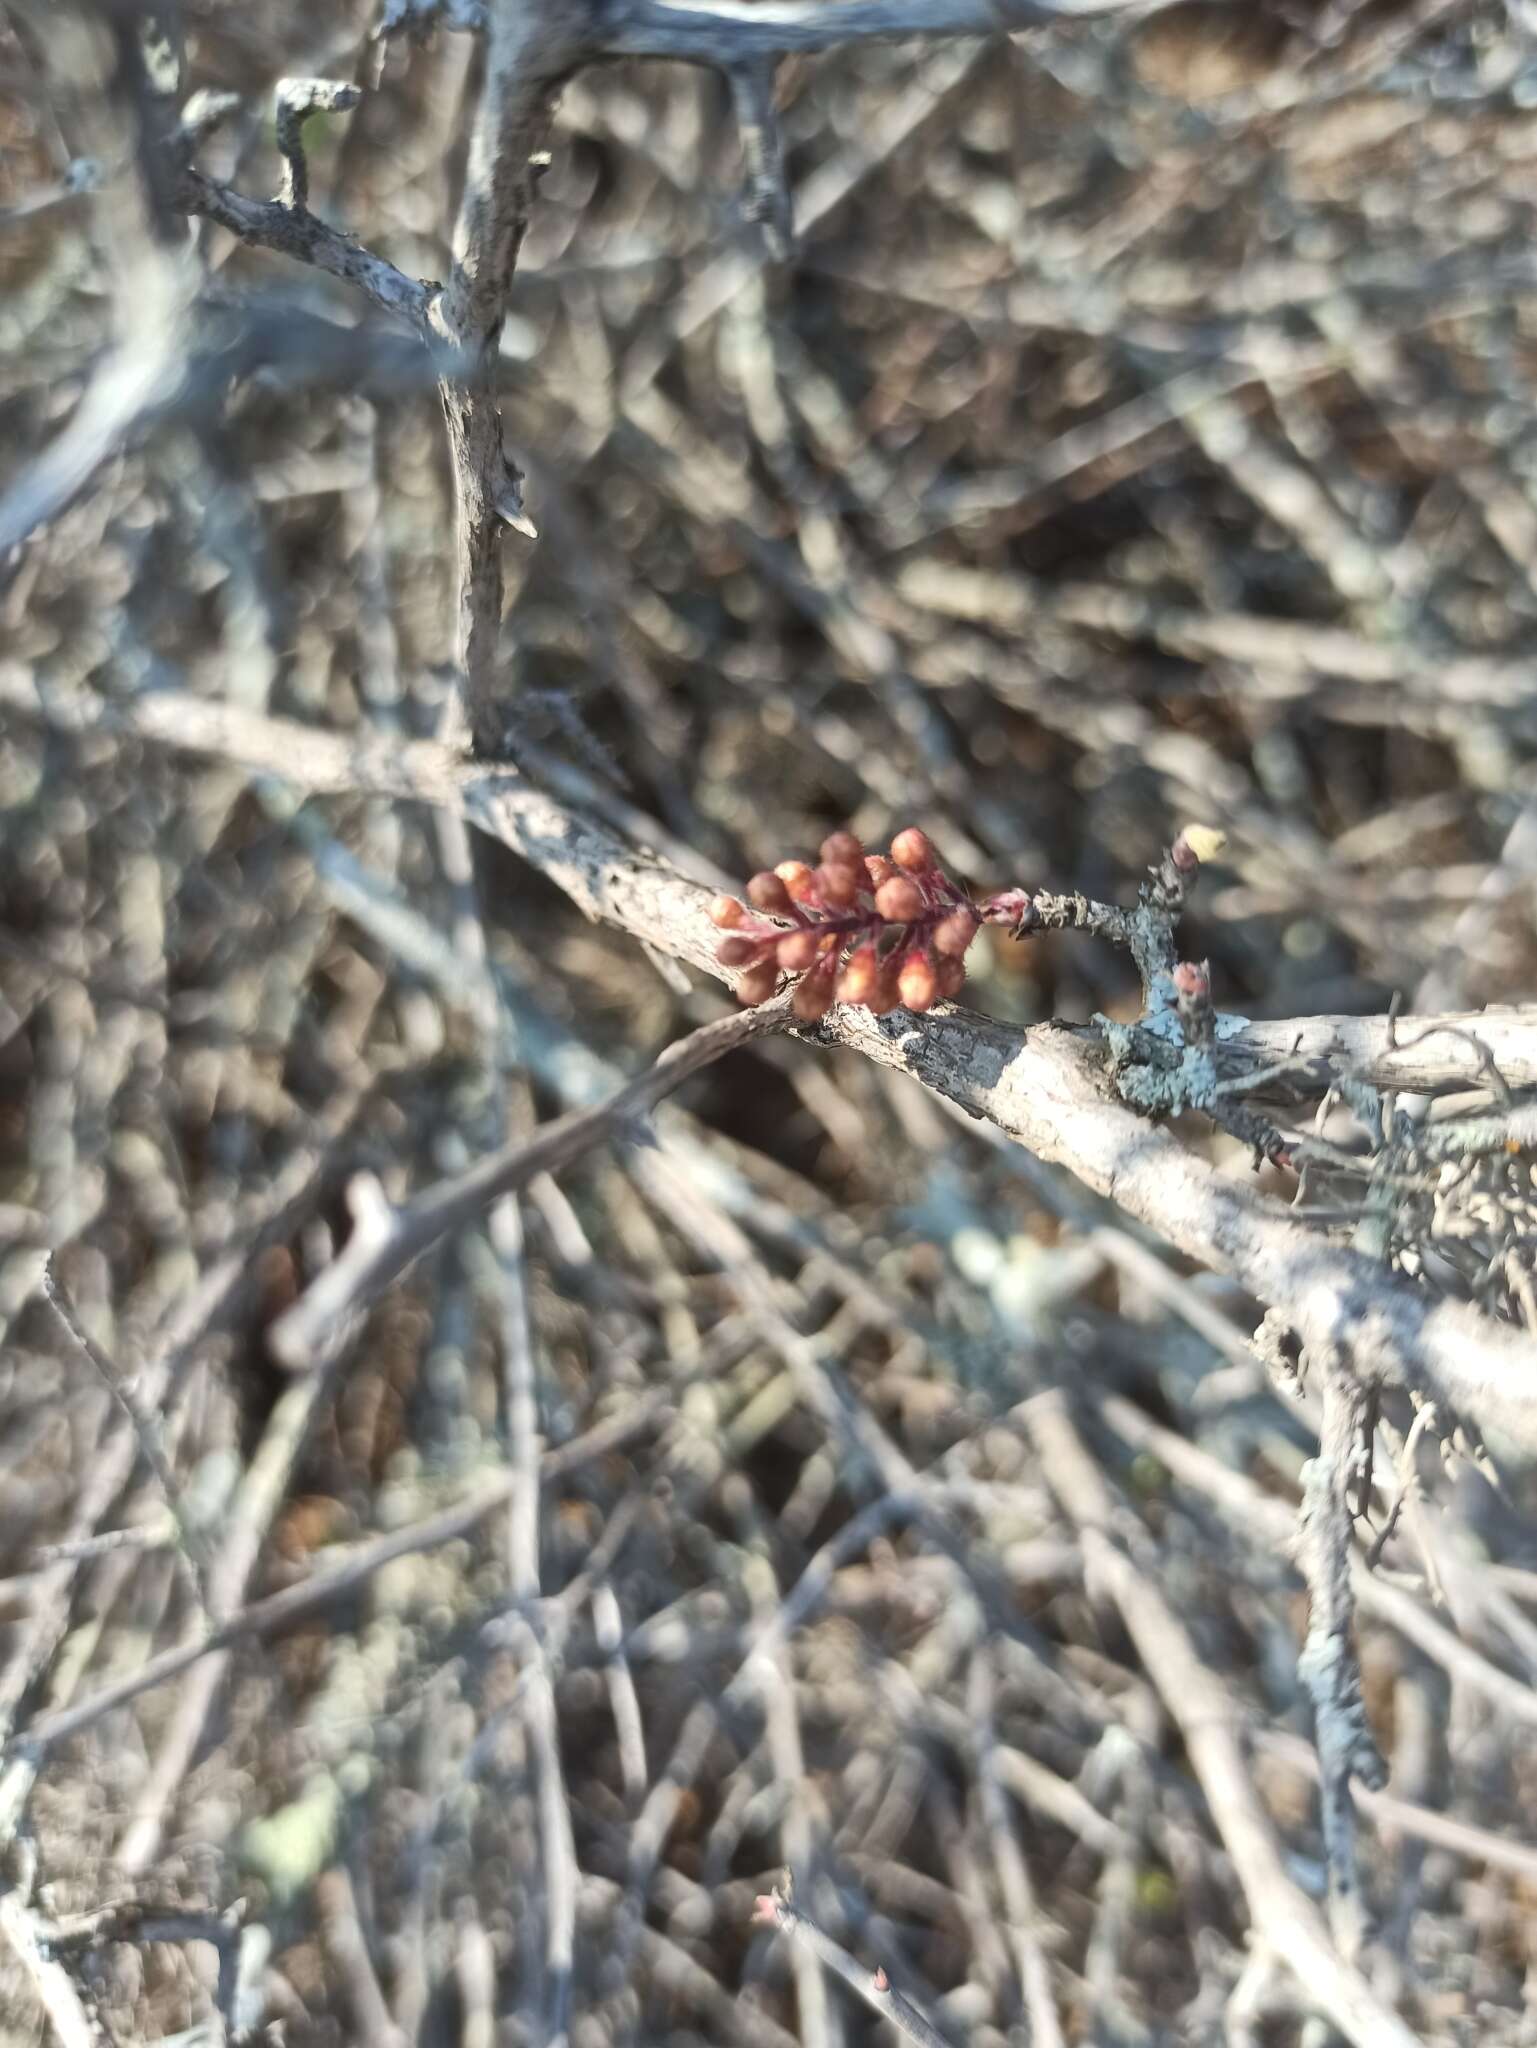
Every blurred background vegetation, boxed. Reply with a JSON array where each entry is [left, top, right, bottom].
[[5, 1, 1537, 2043]]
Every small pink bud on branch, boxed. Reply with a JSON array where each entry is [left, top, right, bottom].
[[897, 952, 938, 1012], [748, 870, 793, 913], [889, 826, 933, 872], [775, 860, 819, 905], [933, 908, 978, 957], [777, 930, 822, 972], [979, 887, 1035, 931], [874, 876, 924, 922], [1171, 959, 1210, 1001], [820, 830, 864, 867]]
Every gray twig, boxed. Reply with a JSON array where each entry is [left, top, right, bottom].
[[609, 0, 1138, 62], [753, 1884, 956, 2048], [273, 76, 362, 214], [41, 1259, 211, 1607], [1295, 1350, 1388, 1961], [268, 1003, 783, 1368], [728, 60, 793, 259]]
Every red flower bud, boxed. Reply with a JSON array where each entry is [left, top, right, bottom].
[[777, 930, 822, 972], [864, 855, 897, 888], [735, 960, 779, 1006], [865, 966, 901, 1016], [716, 935, 761, 967], [874, 876, 924, 922], [792, 965, 837, 1022], [890, 827, 934, 873], [898, 952, 938, 1011], [816, 861, 861, 908], [837, 944, 882, 1005], [747, 870, 792, 914], [935, 956, 966, 999], [933, 908, 978, 957], [709, 895, 746, 929], [775, 860, 819, 905], [820, 830, 864, 868]]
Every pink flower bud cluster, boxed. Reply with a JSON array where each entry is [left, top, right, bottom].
[[709, 827, 985, 1020]]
